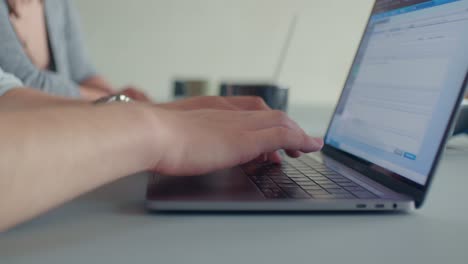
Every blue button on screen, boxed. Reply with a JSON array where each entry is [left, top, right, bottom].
[[404, 152, 417, 160]]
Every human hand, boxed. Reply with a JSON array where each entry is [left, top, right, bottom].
[[158, 96, 304, 161], [150, 108, 323, 176], [158, 96, 308, 162], [120, 86, 152, 102]]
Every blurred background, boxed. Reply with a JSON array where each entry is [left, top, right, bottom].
[[76, 0, 374, 105]]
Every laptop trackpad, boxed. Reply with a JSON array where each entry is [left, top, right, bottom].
[[147, 167, 264, 201]]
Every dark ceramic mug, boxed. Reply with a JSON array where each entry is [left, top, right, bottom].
[[219, 83, 289, 112]]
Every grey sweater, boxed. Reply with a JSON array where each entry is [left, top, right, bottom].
[[0, 66, 22, 96], [0, 0, 96, 97]]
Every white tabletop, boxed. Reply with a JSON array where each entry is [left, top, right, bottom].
[[2, 105, 468, 264]]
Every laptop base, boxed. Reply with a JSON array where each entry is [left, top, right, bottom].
[[145, 154, 414, 212]]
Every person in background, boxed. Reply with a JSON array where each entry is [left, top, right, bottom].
[[0, 0, 149, 101], [0, 67, 324, 231]]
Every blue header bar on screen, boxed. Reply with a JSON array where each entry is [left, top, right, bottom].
[[373, 0, 460, 20]]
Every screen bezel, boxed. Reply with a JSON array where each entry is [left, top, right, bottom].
[[322, 0, 468, 208]]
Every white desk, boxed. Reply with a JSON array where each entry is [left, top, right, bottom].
[[2, 105, 468, 264]]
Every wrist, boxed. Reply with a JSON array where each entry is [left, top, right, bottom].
[[91, 98, 165, 172], [128, 104, 167, 171]]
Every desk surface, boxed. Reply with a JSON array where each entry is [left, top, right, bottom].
[[2, 105, 468, 264]]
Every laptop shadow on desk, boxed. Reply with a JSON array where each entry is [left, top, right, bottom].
[[143, 210, 410, 217]]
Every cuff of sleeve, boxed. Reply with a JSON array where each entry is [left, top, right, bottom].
[[0, 72, 24, 96]]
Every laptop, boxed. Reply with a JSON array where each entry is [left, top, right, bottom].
[[146, 0, 468, 212]]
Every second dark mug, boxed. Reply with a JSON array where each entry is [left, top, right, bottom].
[[219, 83, 289, 112], [173, 79, 209, 100]]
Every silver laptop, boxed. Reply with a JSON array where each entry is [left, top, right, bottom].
[[146, 0, 468, 212]]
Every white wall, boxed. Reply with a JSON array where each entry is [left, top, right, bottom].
[[76, 0, 374, 105]]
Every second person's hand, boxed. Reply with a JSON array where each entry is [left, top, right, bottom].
[[120, 86, 152, 102]]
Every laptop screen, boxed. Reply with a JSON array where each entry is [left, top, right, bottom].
[[325, 0, 468, 186]]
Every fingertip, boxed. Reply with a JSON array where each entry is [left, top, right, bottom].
[[285, 150, 301, 158], [269, 152, 283, 164], [253, 154, 268, 163], [314, 137, 324, 148], [302, 137, 324, 152]]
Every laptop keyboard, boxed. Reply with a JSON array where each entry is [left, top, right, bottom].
[[242, 156, 378, 200]]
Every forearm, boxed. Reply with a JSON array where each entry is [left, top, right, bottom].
[[0, 88, 87, 111], [0, 103, 159, 231]]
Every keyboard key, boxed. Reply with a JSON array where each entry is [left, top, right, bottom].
[[327, 189, 351, 195], [338, 182, 359, 187], [287, 172, 304, 176], [301, 186, 323, 191], [293, 178, 312, 183], [324, 187, 345, 191], [257, 181, 276, 186], [265, 187, 286, 194], [344, 186, 367, 192], [289, 175, 306, 179], [281, 186, 302, 192], [278, 183, 298, 188], [315, 180, 334, 185], [305, 189, 329, 195], [332, 179, 352, 184], [267, 173, 284, 177], [319, 183, 340, 188], [311, 194, 335, 199], [299, 171, 319, 175], [298, 182, 319, 187], [307, 175, 326, 179], [274, 180, 294, 185], [269, 176, 288, 181]]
